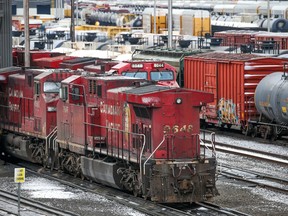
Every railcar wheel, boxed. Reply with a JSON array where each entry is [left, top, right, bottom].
[[244, 124, 252, 136], [251, 126, 258, 138], [270, 126, 278, 141], [220, 124, 225, 131]]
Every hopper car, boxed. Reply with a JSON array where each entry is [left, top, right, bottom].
[[0, 61, 218, 203]]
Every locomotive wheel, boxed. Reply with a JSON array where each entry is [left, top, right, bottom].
[[81, 173, 86, 180]]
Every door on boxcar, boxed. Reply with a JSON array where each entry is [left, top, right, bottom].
[[203, 62, 218, 121]]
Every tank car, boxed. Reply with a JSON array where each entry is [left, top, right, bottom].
[[247, 71, 288, 139]]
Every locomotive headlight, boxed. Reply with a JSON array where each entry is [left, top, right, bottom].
[[176, 98, 182, 104]]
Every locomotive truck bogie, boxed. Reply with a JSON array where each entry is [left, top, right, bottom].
[[2, 133, 45, 164]]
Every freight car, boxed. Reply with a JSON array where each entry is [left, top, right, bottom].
[[0, 62, 218, 203], [182, 52, 288, 139], [247, 70, 288, 140]]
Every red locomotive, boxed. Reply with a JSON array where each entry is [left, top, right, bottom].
[[0, 61, 217, 203], [0, 67, 75, 163]]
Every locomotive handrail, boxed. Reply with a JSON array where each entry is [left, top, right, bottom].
[[199, 130, 216, 158], [142, 134, 168, 176], [83, 122, 146, 159]]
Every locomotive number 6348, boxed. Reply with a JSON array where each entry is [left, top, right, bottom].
[[163, 124, 193, 134]]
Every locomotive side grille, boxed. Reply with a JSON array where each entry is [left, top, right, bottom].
[[133, 106, 152, 119]]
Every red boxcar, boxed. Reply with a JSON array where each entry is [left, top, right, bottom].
[[214, 30, 260, 46], [183, 52, 287, 130]]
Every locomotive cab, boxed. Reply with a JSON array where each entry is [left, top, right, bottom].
[[109, 61, 179, 87]]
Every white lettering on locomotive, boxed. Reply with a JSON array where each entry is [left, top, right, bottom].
[[8, 101, 20, 112], [163, 124, 193, 134], [100, 104, 121, 115], [8, 88, 23, 98]]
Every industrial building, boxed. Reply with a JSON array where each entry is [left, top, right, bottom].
[[12, 0, 64, 16], [0, 0, 64, 68], [0, 0, 12, 68]]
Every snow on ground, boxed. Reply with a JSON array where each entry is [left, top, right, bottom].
[[0, 169, 146, 216]]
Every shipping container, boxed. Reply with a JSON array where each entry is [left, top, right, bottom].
[[184, 52, 287, 130]]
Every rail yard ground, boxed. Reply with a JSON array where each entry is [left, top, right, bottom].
[[0, 160, 146, 216], [213, 134, 288, 216], [0, 132, 288, 216]]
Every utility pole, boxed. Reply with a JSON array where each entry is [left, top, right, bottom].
[[167, 0, 172, 49], [267, 0, 270, 32], [70, 0, 75, 42], [0, 0, 12, 68], [24, 0, 30, 67], [154, 0, 156, 34], [76, 0, 79, 26]]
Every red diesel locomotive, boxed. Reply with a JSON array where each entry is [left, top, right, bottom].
[[0, 62, 217, 203]]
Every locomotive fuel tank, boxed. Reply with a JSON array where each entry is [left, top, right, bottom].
[[255, 72, 288, 124]]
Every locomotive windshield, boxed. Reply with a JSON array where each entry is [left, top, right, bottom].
[[44, 82, 61, 93], [150, 71, 174, 81], [122, 71, 147, 79]]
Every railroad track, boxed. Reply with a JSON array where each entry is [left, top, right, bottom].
[[14, 162, 250, 216], [17, 162, 191, 216], [201, 141, 288, 165], [203, 127, 288, 147], [219, 163, 288, 195], [0, 188, 77, 216], [195, 202, 251, 216], [166, 202, 251, 216]]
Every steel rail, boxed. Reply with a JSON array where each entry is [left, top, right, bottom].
[[219, 164, 288, 195], [0, 189, 78, 216], [202, 142, 288, 165]]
